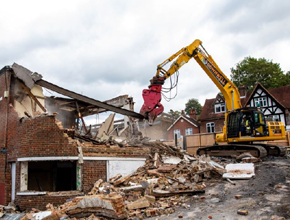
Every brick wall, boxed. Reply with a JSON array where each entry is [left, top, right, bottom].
[[0, 70, 10, 205], [199, 118, 224, 134], [168, 119, 199, 140], [8, 115, 78, 161], [82, 161, 106, 194], [15, 194, 81, 211]]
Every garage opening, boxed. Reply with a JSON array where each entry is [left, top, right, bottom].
[[28, 161, 76, 191]]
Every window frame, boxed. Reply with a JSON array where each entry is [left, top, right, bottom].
[[173, 129, 181, 139], [215, 103, 226, 113], [206, 122, 215, 133], [254, 97, 267, 107], [185, 127, 193, 136]]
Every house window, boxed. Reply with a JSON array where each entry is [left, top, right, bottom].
[[273, 115, 280, 122], [21, 161, 77, 192], [185, 128, 193, 136], [174, 129, 181, 139], [206, 122, 215, 133], [254, 97, 267, 107], [215, 103, 226, 113]]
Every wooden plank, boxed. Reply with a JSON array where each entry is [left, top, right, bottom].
[[75, 102, 88, 133], [151, 189, 205, 197], [18, 80, 46, 112], [36, 80, 144, 119]]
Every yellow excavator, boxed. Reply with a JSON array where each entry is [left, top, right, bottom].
[[140, 39, 286, 157]]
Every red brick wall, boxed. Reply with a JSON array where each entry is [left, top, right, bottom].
[[82, 161, 106, 194], [168, 118, 199, 140], [199, 118, 224, 134], [8, 115, 78, 161], [0, 70, 10, 205], [15, 195, 80, 211], [0, 72, 79, 207]]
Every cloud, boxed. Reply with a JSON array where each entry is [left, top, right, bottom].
[[1, 0, 290, 123]]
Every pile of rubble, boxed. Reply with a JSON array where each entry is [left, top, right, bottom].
[[21, 142, 225, 219]]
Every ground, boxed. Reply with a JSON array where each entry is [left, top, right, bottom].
[[148, 157, 290, 220]]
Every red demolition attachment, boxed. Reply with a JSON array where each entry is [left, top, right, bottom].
[[140, 77, 165, 124]]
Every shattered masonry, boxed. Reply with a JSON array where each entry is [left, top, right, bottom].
[[0, 64, 148, 210]]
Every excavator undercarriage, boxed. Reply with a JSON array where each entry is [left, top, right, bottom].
[[197, 143, 286, 158]]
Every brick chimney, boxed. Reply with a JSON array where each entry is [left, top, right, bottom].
[[190, 109, 197, 119], [238, 85, 247, 98], [181, 110, 185, 116]]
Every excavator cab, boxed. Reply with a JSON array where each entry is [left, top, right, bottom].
[[227, 108, 268, 140]]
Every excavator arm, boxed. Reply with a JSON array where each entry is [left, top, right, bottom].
[[140, 39, 242, 123]]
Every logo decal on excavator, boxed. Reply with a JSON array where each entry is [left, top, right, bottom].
[[202, 58, 227, 86]]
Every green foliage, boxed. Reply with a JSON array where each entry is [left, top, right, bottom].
[[185, 98, 203, 115], [168, 109, 180, 120], [230, 57, 289, 91]]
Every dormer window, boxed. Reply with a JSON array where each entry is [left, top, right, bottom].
[[215, 103, 226, 113]]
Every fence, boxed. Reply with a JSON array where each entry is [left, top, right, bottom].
[[185, 131, 290, 156]]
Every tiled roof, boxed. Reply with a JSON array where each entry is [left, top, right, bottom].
[[268, 85, 290, 109], [199, 98, 225, 121]]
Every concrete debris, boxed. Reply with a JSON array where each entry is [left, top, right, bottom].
[[237, 152, 260, 163], [33, 211, 52, 220], [223, 163, 255, 179], [62, 194, 127, 219]]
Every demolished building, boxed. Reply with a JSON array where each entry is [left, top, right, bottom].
[[0, 63, 149, 210]]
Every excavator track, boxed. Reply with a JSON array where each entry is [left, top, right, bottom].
[[197, 144, 268, 158], [254, 143, 286, 156]]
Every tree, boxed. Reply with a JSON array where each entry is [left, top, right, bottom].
[[168, 109, 180, 120], [185, 98, 203, 116], [230, 57, 289, 91]]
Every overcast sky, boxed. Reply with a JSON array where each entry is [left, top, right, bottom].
[[1, 0, 290, 123]]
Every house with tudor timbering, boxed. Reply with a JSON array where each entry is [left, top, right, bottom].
[[198, 83, 290, 134]]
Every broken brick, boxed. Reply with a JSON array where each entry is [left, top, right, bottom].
[[126, 197, 150, 210]]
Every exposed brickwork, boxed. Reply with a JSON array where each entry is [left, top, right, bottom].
[[8, 115, 78, 161], [82, 146, 151, 158], [0, 70, 11, 205], [82, 161, 106, 194], [15, 194, 81, 211]]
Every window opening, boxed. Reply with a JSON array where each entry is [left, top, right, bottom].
[[254, 97, 267, 107], [185, 128, 193, 135], [215, 103, 226, 113], [206, 122, 215, 133], [27, 161, 76, 192], [174, 129, 181, 139]]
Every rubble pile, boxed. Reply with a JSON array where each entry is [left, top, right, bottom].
[[14, 142, 226, 220], [57, 143, 225, 219]]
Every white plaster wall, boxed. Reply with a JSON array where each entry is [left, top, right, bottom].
[[107, 159, 146, 180]]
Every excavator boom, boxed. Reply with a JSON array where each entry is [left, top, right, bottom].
[[140, 39, 242, 122]]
